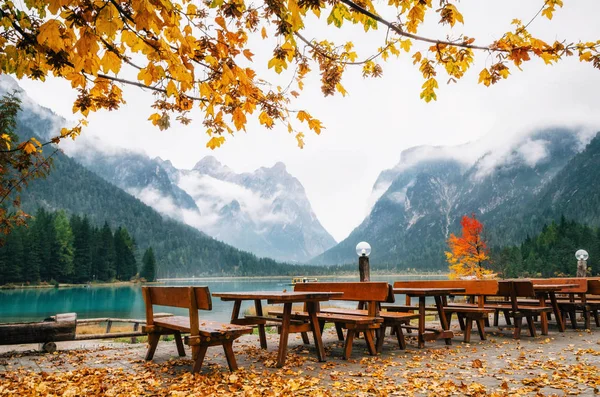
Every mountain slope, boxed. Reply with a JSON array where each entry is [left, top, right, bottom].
[[2, 77, 307, 277], [313, 128, 593, 269]]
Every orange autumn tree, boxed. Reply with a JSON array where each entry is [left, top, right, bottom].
[[445, 214, 493, 280]]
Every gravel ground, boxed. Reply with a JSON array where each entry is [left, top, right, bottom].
[[1, 319, 599, 396]]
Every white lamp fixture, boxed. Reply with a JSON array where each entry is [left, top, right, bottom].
[[575, 249, 589, 261], [356, 241, 371, 257]]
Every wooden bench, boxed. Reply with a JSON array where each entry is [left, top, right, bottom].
[[529, 278, 590, 329], [142, 286, 252, 372], [269, 282, 389, 359], [320, 285, 420, 352], [383, 280, 497, 343], [497, 280, 553, 339]]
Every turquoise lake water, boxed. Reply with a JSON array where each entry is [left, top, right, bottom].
[[0, 275, 445, 323]]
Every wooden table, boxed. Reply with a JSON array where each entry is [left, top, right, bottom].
[[212, 291, 343, 367], [393, 287, 466, 348], [533, 284, 578, 332]]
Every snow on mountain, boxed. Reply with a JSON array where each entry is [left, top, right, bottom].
[[162, 156, 337, 262]]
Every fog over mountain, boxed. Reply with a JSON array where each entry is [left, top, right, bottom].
[[314, 127, 598, 268]]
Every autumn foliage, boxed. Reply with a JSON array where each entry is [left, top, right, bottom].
[[1, 0, 599, 151], [445, 214, 494, 280]]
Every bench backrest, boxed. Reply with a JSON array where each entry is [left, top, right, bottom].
[[588, 279, 600, 295], [143, 286, 212, 310], [531, 278, 588, 294], [142, 286, 212, 335], [497, 280, 535, 298], [392, 280, 499, 296], [294, 282, 389, 302]]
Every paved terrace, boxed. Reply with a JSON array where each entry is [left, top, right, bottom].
[[0, 320, 599, 396]]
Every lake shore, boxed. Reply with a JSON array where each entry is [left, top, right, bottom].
[[157, 272, 448, 282]]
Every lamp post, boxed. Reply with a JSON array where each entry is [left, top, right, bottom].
[[575, 249, 589, 277], [356, 241, 371, 282]]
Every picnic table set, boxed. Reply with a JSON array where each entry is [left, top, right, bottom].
[[141, 278, 600, 372]]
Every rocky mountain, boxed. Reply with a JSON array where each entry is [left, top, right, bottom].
[[313, 128, 597, 269], [159, 156, 337, 262], [0, 75, 335, 263]]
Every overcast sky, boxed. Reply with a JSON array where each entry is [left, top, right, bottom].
[[15, 1, 600, 242]]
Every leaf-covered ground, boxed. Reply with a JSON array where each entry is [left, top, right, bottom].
[[1, 325, 599, 396]]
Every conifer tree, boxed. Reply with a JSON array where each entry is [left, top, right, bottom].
[[141, 247, 156, 282], [114, 227, 136, 280]]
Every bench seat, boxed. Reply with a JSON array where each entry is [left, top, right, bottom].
[[153, 316, 253, 337]]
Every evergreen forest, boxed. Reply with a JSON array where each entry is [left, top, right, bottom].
[[491, 216, 600, 278], [0, 208, 157, 285]]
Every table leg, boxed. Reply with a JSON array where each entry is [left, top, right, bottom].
[[276, 302, 292, 368], [538, 293, 549, 335], [434, 295, 452, 345], [549, 292, 566, 332], [254, 299, 268, 349], [231, 300, 241, 322], [418, 297, 425, 348], [307, 301, 326, 362]]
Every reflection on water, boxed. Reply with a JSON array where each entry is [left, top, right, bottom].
[[0, 275, 446, 323]]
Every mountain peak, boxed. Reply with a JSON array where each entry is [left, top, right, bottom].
[[193, 155, 232, 176]]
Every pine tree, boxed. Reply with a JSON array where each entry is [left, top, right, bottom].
[[114, 227, 137, 280], [140, 247, 156, 282], [94, 222, 115, 281], [53, 211, 74, 282], [71, 215, 92, 283]]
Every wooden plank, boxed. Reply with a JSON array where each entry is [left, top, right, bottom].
[[531, 278, 587, 294], [393, 280, 498, 296], [146, 287, 211, 310], [294, 282, 389, 302], [213, 291, 343, 302]]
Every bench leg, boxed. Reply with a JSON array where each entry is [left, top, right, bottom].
[[464, 319, 472, 343], [343, 329, 355, 360], [540, 313, 549, 335], [376, 326, 386, 354], [301, 332, 310, 344], [593, 309, 600, 327], [569, 310, 578, 329], [394, 325, 406, 350], [526, 316, 537, 337], [173, 332, 186, 357], [223, 341, 239, 371], [145, 333, 160, 360], [513, 316, 522, 339], [476, 318, 486, 340], [484, 316, 490, 327], [364, 329, 377, 356], [457, 313, 465, 331], [584, 309, 591, 330], [493, 310, 499, 327], [335, 323, 345, 341], [503, 310, 512, 326], [192, 345, 208, 373]]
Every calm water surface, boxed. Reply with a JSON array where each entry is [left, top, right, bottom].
[[0, 275, 445, 323]]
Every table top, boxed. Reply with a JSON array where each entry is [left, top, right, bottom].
[[533, 284, 579, 292], [213, 291, 344, 303], [392, 287, 466, 296]]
